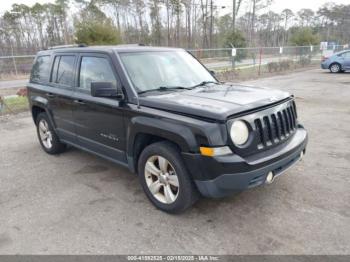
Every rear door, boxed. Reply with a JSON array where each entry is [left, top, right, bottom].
[[47, 54, 77, 141], [71, 53, 127, 164]]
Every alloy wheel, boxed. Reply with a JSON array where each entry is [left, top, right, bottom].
[[144, 155, 179, 204], [38, 119, 53, 149], [330, 64, 340, 73]]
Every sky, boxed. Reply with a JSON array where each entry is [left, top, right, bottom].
[[1, 0, 349, 15], [0, 0, 55, 14], [216, 0, 350, 15]]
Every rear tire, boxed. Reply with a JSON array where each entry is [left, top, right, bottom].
[[329, 63, 341, 73], [36, 112, 66, 154], [138, 141, 199, 213]]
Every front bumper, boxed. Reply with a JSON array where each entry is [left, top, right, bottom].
[[182, 126, 308, 198]]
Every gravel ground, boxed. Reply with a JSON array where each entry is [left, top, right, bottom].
[[0, 69, 349, 255]]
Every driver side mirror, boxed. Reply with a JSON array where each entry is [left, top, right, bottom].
[[209, 70, 216, 76], [91, 82, 124, 100]]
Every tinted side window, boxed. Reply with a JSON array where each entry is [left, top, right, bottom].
[[53, 55, 75, 86], [79, 57, 117, 90], [31, 56, 51, 83]]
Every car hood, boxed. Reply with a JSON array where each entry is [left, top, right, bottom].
[[139, 83, 291, 121]]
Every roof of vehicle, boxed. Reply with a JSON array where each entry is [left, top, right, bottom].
[[36, 44, 184, 56], [334, 49, 350, 55]]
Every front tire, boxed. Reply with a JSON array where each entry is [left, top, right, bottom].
[[329, 63, 341, 73], [138, 141, 199, 213], [36, 112, 66, 154]]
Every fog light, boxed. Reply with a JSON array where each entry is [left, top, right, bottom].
[[266, 171, 275, 184], [300, 151, 304, 160]]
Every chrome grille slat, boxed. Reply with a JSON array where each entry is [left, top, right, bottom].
[[270, 114, 278, 142], [292, 101, 298, 119], [278, 112, 286, 137], [289, 107, 296, 129], [288, 107, 294, 129], [283, 110, 290, 134], [286, 108, 292, 130], [263, 116, 272, 145], [254, 119, 264, 146]]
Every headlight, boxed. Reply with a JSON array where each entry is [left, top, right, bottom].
[[230, 120, 249, 145]]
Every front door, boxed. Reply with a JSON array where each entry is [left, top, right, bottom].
[[341, 51, 350, 70], [72, 53, 127, 164]]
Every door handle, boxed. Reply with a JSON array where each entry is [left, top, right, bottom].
[[46, 93, 56, 98], [74, 99, 86, 105]]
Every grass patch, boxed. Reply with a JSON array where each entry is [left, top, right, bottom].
[[216, 64, 269, 82], [1, 96, 29, 115]]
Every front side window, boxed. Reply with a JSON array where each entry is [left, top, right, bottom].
[[51, 55, 75, 86], [119, 51, 216, 92], [31, 55, 51, 83], [79, 57, 117, 90]]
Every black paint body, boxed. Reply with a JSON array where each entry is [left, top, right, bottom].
[[27, 46, 308, 197]]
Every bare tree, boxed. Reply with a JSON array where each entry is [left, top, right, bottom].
[[249, 0, 272, 46], [232, 0, 244, 33], [281, 9, 293, 45], [297, 8, 315, 27], [1, 0, 350, 54]]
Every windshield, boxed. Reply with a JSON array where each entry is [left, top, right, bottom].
[[119, 51, 216, 93]]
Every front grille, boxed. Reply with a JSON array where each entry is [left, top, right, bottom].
[[254, 101, 297, 149]]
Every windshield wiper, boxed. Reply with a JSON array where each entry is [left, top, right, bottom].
[[138, 86, 191, 95], [190, 81, 219, 89]]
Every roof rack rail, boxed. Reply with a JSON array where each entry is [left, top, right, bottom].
[[48, 43, 87, 50]]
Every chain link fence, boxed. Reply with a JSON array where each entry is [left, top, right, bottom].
[[0, 47, 38, 80], [0, 44, 348, 80], [188, 44, 348, 81], [189, 45, 346, 71], [0, 44, 348, 115]]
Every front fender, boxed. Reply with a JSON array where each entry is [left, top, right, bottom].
[[126, 116, 198, 156]]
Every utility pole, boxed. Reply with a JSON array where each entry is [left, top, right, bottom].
[[166, 0, 170, 46], [232, 0, 236, 32], [209, 0, 213, 48], [250, 0, 257, 46]]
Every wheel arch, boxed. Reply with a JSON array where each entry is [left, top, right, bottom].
[[329, 62, 342, 72], [30, 97, 56, 128], [126, 116, 199, 173], [32, 105, 46, 123]]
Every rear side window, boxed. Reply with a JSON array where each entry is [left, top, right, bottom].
[[341, 52, 350, 58], [79, 56, 117, 91], [51, 55, 75, 87], [31, 56, 51, 83]]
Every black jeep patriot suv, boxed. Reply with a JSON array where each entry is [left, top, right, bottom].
[[27, 45, 308, 213]]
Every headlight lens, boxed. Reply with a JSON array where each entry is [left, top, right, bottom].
[[230, 120, 249, 145]]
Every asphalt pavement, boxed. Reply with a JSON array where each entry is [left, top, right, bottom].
[[0, 79, 28, 90]]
